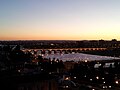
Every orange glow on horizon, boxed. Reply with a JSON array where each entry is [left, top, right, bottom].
[[0, 35, 119, 41]]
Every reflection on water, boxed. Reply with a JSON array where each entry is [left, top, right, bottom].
[[17, 80, 58, 90], [43, 53, 120, 62]]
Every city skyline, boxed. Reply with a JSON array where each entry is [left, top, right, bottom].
[[1, 0, 120, 40]]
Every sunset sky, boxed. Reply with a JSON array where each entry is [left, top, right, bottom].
[[1, 0, 120, 40]]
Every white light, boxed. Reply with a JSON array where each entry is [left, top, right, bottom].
[[85, 60, 88, 62], [116, 81, 119, 84], [103, 86, 107, 89], [102, 78, 104, 80], [92, 89, 95, 90], [74, 77, 76, 79], [90, 79, 92, 81], [65, 86, 69, 88], [109, 86, 111, 88], [103, 81, 105, 84], [18, 70, 20, 72], [96, 76, 99, 79], [65, 77, 69, 80]]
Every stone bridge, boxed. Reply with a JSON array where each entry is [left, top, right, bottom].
[[22, 48, 107, 55]]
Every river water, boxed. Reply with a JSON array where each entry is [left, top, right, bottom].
[[43, 53, 120, 62]]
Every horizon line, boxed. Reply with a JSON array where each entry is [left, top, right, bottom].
[[0, 39, 118, 41]]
